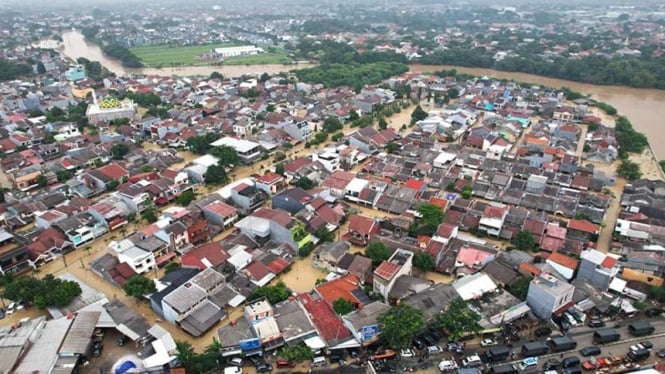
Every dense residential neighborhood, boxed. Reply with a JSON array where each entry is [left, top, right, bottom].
[[0, 2, 665, 374]]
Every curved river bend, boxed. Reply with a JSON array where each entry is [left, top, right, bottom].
[[55, 31, 665, 160]]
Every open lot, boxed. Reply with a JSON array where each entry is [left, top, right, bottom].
[[222, 49, 292, 65], [130, 43, 237, 67]]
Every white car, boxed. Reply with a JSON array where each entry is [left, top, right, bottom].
[[462, 354, 482, 368], [427, 345, 443, 355], [224, 367, 241, 374], [6, 302, 16, 315], [480, 338, 498, 347], [400, 349, 415, 358], [228, 357, 243, 367]]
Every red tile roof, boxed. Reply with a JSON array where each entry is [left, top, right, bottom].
[[256, 172, 283, 184], [601, 256, 618, 268], [374, 261, 400, 280], [548, 252, 579, 270], [568, 219, 600, 234], [205, 201, 238, 217], [428, 197, 448, 210], [540, 236, 564, 252], [245, 260, 272, 281], [404, 179, 425, 191], [97, 163, 129, 180], [520, 263, 541, 276], [347, 214, 378, 235], [298, 292, 351, 343], [436, 223, 457, 238], [316, 274, 362, 306], [181, 242, 229, 270], [267, 257, 290, 274], [455, 247, 493, 268], [252, 208, 292, 227], [483, 205, 507, 219], [284, 157, 311, 173]]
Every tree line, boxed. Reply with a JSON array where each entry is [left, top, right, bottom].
[[294, 62, 409, 90], [418, 47, 665, 89], [0, 59, 33, 81]]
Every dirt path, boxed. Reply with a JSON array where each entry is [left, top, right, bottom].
[[576, 124, 588, 158]]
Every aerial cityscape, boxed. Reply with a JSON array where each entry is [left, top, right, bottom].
[[0, 1, 665, 374]]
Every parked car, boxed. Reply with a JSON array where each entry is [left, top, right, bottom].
[[0, 308, 4, 319], [413, 338, 426, 350], [580, 346, 601, 357], [224, 367, 241, 374], [481, 338, 498, 347], [543, 358, 561, 370], [6, 302, 16, 315], [534, 327, 552, 337], [657, 349, 665, 358], [447, 342, 464, 354], [275, 359, 295, 368], [427, 345, 443, 355], [645, 308, 663, 317], [400, 349, 415, 358], [256, 363, 273, 373], [228, 357, 243, 367], [93, 343, 103, 357], [588, 319, 605, 328], [116, 335, 127, 347]]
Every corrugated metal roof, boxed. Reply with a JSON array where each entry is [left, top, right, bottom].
[[59, 311, 100, 354]]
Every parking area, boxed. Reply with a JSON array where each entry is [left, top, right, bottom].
[[80, 328, 141, 374]]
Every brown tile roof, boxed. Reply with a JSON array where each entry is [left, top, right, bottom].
[[547, 252, 579, 270]]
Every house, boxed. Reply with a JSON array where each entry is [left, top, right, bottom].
[[402, 283, 459, 320], [230, 183, 266, 213], [82, 163, 129, 191], [567, 219, 600, 241], [202, 201, 239, 229], [273, 299, 317, 345], [117, 181, 153, 213], [150, 267, 200, 319], [235, 208, 311, 250], [374, 249, 414, 299], [545, 252, 579, 280], [181, 242, 229, 271], [55, 212, 108, 248], [576, 249, 621, 291], [24, 228, 72, 268], [211, 137, 262, 163], [341, 300, 390, 346], [117, 245, 156, 275], [344, 214, 380, 246], [452, 272, 498, 300], [255, 172, 286, 195], [180, 213, 210, 245], [0, 237, 30, 275], [321, 171, 356, 198], [272, 188, 313, 215], [312, 241, 351, 273], [312, 150, 341, 173], [316, 274, 368, 310], [432, 223, 458, 246], [454, 246, 496, 276], [244, 300, 283, 350], [527, 272, 575, 319], [216, 317, 258, 358], [479, 204, 509, 237], [297, 292, 352, 348]]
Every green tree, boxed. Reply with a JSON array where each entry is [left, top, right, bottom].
[[247, 281, 292, 304], [514, 231, 536, 251], [210, 145, 241, 167], [378, 117, 388, 130], [461, 186, 473, 199], [315, 226, 334, 243], [205, 164, 228, 185], [141, 207, 158, 223], [365, 241, 392, 266], [123, 275, 157, 301], [617, 159, 642, 181], [175, 340, 197, 373], [278, 342, 314, 362], [322, 117, 343, 133], [209, 72, 223, 80], [33, 274, 83, 309], [332, 298, 354, 315], [176, 189, 195, 206], [37, 174, 48, 188], [111, 143, 130, 160], [275, 163, 285, 176], [413, 251, 435, 272], [385, 141, 399, 154], [411, 105, 428, 123], [293, 177, 314, 190], [410, 203, 445, 236], [164, 261, 180, 274], [649, 286, 665, 303], [434, 298, 481, 341], [56, 170, 73, 183], [507, 277, 531, 300], [186, 134, 219, 154], [377, 304, 425, 350], [36, 61, 46, 74]]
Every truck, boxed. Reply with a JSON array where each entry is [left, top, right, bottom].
[[489, 364, 518, 374], [628, 321, 655, 337], [521, 341, 549, 357], [548, 335, 577, 352], [592, 328, 621, 344], [484, 346, 511, 363]]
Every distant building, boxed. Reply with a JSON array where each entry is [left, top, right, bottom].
[[526, 273, 575, 319], [212, 45, 265, 58], [65, 65, 86, 81], [85, 91, 137, 123]]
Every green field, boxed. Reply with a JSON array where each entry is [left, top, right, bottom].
[[130, 43, 294, 67]]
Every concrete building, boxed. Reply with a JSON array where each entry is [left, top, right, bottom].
[[526, 273, 575, 319], [577, 249, 621, 291], [85, 91, 136, 123], [212, 45, 264, 58], [211, 137, 262, 163], [373, 249, 413, 300]]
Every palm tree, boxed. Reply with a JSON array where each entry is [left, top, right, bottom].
[[175, 340, 196, 372]]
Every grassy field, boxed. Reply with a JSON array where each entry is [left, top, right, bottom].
[[130, 43, 294, 67], [130, 43, 237, 67]]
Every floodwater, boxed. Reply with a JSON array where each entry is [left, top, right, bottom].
[[410, 64, 665, 160], [53, 31, 315, 78]]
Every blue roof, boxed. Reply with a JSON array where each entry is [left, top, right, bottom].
[[484, 103, 495, 111]]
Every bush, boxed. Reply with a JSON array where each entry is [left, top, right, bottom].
[[617, 159, 642, 181]]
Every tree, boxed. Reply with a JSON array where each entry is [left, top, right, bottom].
[[2, 275, 81, 309], [275, 163, 285, 176], [508, 277, 531, 300], [617, 159, 642, 181], [315, 226, 334, 243], [204, 164, 228, 185], [56, 170, 73, 183], [461, 186, 473, 199], [123, 275, 157, 301], [278, 342, 315, 363], [434, 298, 481, 341], [514, 231, 536, 251], [378, 117, 388, 130], [36, 61, 46, 74], [186, 134, 219, 155], [141, 207, 157, 223], [410, 203, 445, 237], [164, 261, 180, 274], [210, 145, 241, 167], [260, 72, 271, 82], [293, 176, 314, 190], [366, 241, 392, 266], [175, 340, 197, 373], [322, 117, 343, 133], [266, 104, 276, 112], [411, 105, 428, 123], [247, 281, 292, 304], [333, 298, 354, 315], [385, 141, 399, 154], [377, 304, 425, 350], [209, 71, 223, 80], [111, 143, 130, 160], [349, 110, 359, 121], [413, 251, 435, 272], [37, 174, 48, 188], [176, 189, 195, 206]]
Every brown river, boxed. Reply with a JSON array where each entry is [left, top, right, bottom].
[[51, 31, 665, 159]]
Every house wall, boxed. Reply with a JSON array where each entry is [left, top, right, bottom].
[[526, 284, 558, 319], [577, 258, 613, 291]]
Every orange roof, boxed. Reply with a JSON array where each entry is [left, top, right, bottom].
[[375, 261, 401, 280], [548, 252, 579, 270], [568, 219, 600, 234], [428, 197, 448, 210], [520, 263, 542, 276], [316, 274, 362, 306], [524, 136, 548, 145]]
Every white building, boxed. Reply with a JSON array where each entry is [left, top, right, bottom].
[[373, 249, 413, 299], [526, 273, 575, 319], [211, 137, 262, 163], [212, 45, 264, 58], [312, 149, 340, 173], [85, 91, 137, 123]]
